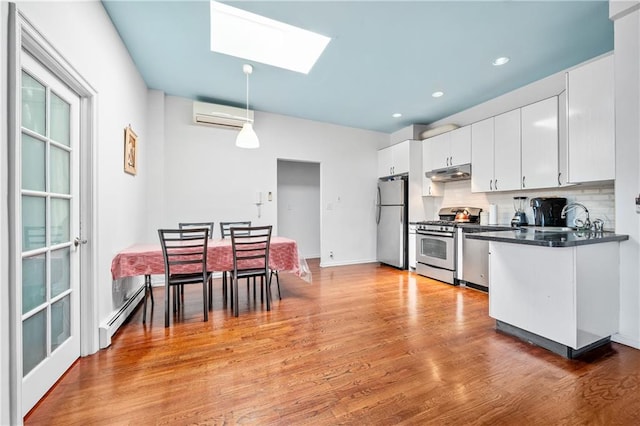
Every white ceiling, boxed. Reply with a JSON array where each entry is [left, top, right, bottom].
[[102, 1, 613, 133]]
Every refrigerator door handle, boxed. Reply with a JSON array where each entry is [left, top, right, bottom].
[[376, 187, 381, 224], [400, 205, 404, 224]]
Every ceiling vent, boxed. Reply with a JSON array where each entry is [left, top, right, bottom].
[[192, 101, 253, 130]]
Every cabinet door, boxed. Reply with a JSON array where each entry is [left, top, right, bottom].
[[429, 132, 451, 169], [493, 109, 521, 191], [422, 139, 442, 196], [521, 97, 559, 190], [471, 117, 494, 192], [392, 141, 410, 175], [566, 55, 615, 183], [377, 146, 394, 177], [449, 125, 471, 166]]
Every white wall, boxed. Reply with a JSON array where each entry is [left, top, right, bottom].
[[11, 1, 150, 340], [611, 1, 640, 349], [277, 160, 321, 258], [160, 96, 387, 266]]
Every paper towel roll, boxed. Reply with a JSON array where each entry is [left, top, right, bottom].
[[488, 204, 498, 225]]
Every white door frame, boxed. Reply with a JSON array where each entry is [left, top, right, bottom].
[[7, 5, 98, 422]]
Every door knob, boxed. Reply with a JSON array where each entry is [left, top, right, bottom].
[[74, 237, 88, 247]]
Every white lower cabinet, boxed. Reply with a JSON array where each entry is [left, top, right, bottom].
[[489, 241, 619, 350]]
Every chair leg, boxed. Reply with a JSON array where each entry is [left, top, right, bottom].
[[143, 274, 153, 324], [265, 272, 271, 312], [208, 275, 213, 310], [203, 279, 208, 322], [222, 271, 227, 305], [165, 282, 170, 328], [233, 274, 240, 317], [270, 270, 281, 300]]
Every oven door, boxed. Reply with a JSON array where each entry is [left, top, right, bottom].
[[416, 231, 455, 270]]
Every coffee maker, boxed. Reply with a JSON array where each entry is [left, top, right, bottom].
[[530, 197, 567, 227]]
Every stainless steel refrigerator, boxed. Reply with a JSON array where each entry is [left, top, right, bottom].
[[376, 177, 408, 269]]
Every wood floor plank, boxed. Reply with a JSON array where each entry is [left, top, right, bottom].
[[25, 259, 640, 425]]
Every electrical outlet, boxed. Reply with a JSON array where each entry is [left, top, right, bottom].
[[329, 251, 334, 259], [636, 195, 640, 213]]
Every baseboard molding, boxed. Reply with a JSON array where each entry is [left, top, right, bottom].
[[98, 285, 145, 348], [612, 333, 640, 350], [319, 259, 378, 268]]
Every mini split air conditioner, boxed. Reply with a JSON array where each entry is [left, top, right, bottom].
[[192, 101, 254, 130]]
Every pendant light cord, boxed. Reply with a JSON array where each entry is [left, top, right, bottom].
[[245, 70, 249, 122]]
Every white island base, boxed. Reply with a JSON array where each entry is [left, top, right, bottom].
[[489, 241, 620, 359]]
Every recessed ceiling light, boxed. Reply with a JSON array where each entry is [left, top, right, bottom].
[[492, 56, 510, 66], [432, 91, 444, 98], [392, 113, 402, 118], [210, 1, 331, 74]]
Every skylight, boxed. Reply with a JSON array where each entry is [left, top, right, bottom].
[[210, 1, 331, 74]]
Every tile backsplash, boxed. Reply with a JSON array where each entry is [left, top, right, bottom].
[[425, 180, 615, 230]]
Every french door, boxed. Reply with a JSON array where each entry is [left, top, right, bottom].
[[19, 51, 81, 415]]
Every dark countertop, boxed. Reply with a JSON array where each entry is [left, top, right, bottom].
[[457, 223, 513, 232], [466, 227, 629, 247]]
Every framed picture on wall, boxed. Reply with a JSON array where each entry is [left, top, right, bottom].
[[124, 125, 137, 175]]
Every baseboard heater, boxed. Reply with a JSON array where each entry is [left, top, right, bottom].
[[98, 284, 145, 348]]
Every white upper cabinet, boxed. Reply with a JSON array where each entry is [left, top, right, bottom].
[[493, 109, 522, 192], [472, 110, 521, 193], [378, 140, 410, 178], [471, 117, 494, 192], [429, 132, 451, 170], [422, 139, 442, 196], [428, 126, 471, 170], [449, 126, 472, 167], [521, 96, 559, 190], [566, 54, 615, 183]]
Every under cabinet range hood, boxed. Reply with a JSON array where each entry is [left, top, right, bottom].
[[425, 163, 471, 182]]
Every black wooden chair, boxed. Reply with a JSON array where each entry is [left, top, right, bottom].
[[220, 221, 251, 303], [158, 228, 212, 327], [230, 225, 272, 316], [178, 222, 215, 304]]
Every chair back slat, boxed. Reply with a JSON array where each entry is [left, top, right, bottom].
[[179, 222, 214, 239], [231, 226, 271, 273], [158, 228, 209, 275], [220, 221, 251, 239]]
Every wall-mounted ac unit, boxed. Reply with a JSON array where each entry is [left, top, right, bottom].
[[192, 101, 253, 130]]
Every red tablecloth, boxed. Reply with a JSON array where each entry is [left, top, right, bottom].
[[111, 236, 302, 280]]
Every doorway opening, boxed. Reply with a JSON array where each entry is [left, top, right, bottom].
[[276, 160, 320, 259]]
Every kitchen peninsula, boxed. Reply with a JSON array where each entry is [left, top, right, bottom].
[[467, 228, 629, 358]]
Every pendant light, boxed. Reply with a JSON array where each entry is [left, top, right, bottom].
[[235, 64, 259, 149]]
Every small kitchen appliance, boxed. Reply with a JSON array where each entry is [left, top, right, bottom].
[[530, 197, 567, 227], [511, 196, 529, 227]]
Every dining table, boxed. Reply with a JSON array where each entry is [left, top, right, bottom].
[[110, 236, 310, 320]]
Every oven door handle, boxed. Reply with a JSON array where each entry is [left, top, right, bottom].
[[418, 231, 454, 238]]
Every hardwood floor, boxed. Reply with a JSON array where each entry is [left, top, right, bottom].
[[26, 259, 640, 425]]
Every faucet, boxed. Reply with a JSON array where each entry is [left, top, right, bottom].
[[561, 202, 591, 230]]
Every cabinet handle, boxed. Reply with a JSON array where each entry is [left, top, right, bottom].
[[490, 179, 493, 191], [558, 172, 562, 186], [449, 156, 453, 166], [522, 176, 526, 188], [429, 186, 432, 195], [495, 179, 498, 190]]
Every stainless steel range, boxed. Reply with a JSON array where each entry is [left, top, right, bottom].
[[415, 207, 482, 285]]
